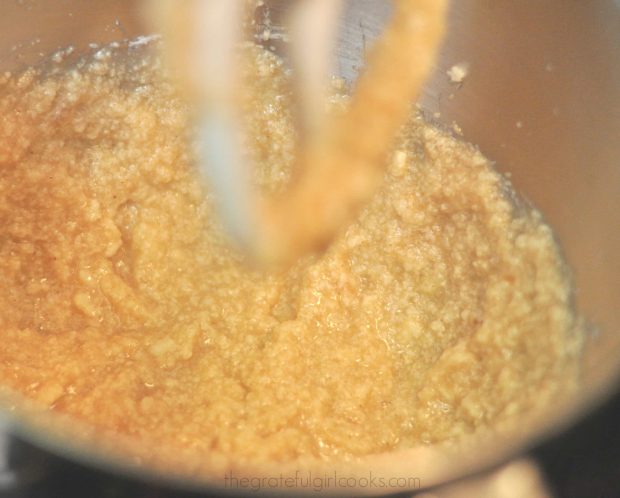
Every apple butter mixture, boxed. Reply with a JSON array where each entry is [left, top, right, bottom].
[[0, 41, 582, 467]]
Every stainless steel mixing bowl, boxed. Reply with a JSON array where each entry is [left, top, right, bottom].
[[0, 0, 618, 495]]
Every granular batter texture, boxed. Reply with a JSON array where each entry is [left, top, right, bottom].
[[0, 42, 582, 467]]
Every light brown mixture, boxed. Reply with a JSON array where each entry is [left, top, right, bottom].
[[0, 42, 582, 468]]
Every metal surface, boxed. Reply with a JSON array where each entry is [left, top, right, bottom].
[[0, 0, 619, 495]]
